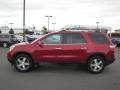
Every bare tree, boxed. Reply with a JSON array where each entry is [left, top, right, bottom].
[[9, 28, 14, 34], [41, 26, 48, 35]]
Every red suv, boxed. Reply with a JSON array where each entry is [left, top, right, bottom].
[[7, 31, 115, 74]]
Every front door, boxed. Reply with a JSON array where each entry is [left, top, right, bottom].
[[36, 34, 63, 62]]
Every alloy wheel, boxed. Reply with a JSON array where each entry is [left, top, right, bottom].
[[16, 57, 30, 71], [14, 54, 33, 72], [88, 56, 105, 74], [90, 58, 103, 72]]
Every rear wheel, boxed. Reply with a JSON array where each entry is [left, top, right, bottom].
[[87, 56, 105, 74], [2, 42, 8, 48], [14, 54, 33, 72]]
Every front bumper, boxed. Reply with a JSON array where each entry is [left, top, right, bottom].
[[7, 51, 14, 65]]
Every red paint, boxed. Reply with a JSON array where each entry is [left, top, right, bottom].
[[7, 31, 115, 65]]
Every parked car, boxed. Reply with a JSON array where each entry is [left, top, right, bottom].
[[7, 31, 115, 74], [0, 34, 19, 47], [111, 38, 120, 46], [25, 34, 42, 42], [25, 35, 36, 42], [15, 34, 28, 42]]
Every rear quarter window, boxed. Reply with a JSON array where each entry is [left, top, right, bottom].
[[88, 33, 109, 43]]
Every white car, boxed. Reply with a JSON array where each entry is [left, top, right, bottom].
[[15, 35, 28, 42]]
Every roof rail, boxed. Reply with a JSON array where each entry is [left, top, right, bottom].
[[59, 30, 67, 32], [60, 29, 99, 32]]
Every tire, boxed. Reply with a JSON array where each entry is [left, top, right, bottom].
[[87, 56, 105, 74], [13, 54, 33, 72], [2, 42, 8, 48]]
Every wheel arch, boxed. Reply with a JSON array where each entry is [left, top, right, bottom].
[[12, 52, 33, 63], [87, 53, 106, 64]]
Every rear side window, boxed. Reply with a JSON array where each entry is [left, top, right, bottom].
[[88, 34, 109, 43], [0, 35, 9, 38], [63, 33, 86, 44]]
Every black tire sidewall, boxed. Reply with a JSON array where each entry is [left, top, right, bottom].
[[14, 54, 33, 72], [87, 56, 105, 74]]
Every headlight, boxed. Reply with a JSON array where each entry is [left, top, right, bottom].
[[9, 45, 15, 51]]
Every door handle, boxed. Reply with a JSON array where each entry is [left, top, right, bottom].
[[80, 47, 87, 50], [55, 48, 62, 50]]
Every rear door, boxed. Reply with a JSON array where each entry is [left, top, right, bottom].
[[57, 33, 87, 62], [88, 33, 112, 54]]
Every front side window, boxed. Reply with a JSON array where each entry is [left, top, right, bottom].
[[63, 33, 86, 44], [11, 35, 15, 38], [42, 34, 61, 44]]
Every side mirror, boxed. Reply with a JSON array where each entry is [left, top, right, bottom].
[[37, 41, 43, 47]]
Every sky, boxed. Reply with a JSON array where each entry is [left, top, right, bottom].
[[0, 0, 120, 31]]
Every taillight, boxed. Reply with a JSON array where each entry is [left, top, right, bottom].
[[109, 45, 116, 49]]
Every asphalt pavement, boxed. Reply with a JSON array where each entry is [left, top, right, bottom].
[[0, 47, 120, 90]]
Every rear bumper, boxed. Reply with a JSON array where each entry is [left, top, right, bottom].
[[105, 58, 115, 65]]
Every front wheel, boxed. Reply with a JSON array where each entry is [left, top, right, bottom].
[[87, 56, 105, 74], [14, 54, 33, 72]]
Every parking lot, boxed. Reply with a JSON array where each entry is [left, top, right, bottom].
[[0, 47, 120, 90]]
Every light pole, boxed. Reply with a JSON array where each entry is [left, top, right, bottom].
[[23, 0, 26, 42], [0, 29, 1, 34], [4, 25, 7, 33], [45, 15, 52, 32], [52, 23, 56, 31], [96, 21, 99, 32], [9, 23, 14, 28]]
